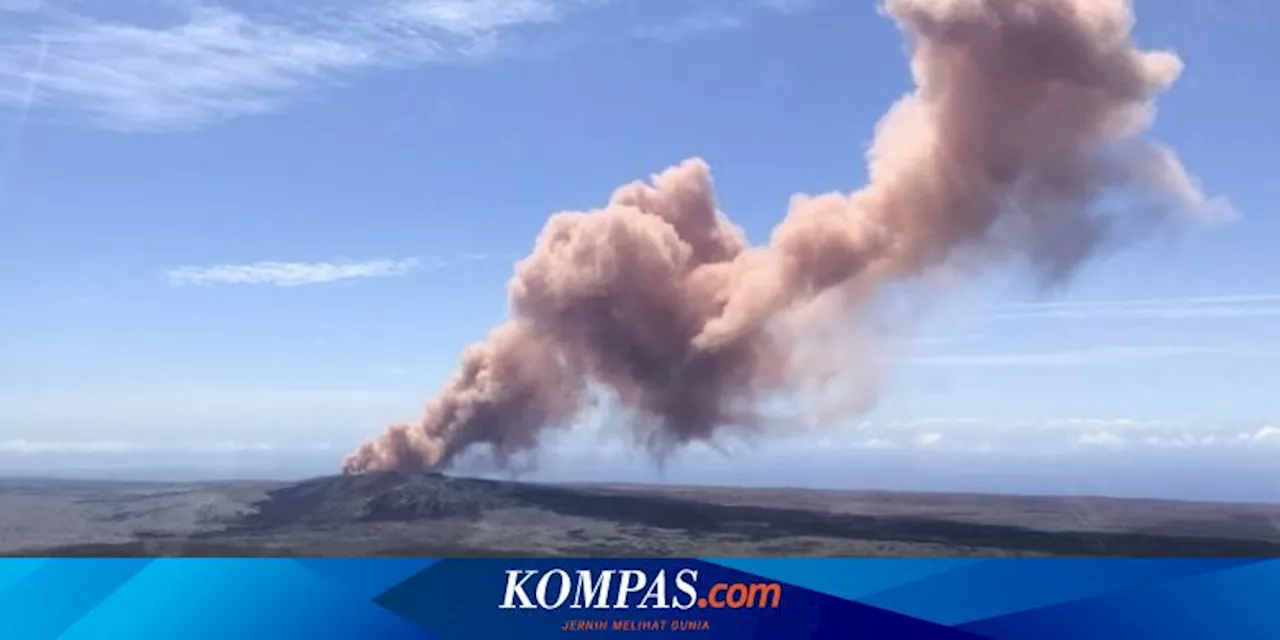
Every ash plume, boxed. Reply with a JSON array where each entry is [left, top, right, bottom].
[[343, 0, 1226, 475]]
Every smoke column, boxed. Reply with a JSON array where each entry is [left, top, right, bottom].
[[343, 0, 1226, 475]]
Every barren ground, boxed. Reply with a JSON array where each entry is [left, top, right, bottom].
[[4, 472, 1280, 557]]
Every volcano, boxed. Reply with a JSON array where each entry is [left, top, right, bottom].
[[4, 473, 1280, 557]]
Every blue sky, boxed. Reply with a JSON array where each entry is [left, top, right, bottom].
[[0, 0, 1278, 500]]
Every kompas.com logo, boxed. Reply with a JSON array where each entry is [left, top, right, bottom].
[[498, 568, 782, 611]]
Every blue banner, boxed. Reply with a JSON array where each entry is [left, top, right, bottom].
[[3, 558, 1279, 639]]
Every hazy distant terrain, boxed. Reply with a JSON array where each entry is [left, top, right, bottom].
[[4, 473, 1280, 557]]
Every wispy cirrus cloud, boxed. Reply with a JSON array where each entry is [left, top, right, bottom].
[[166, 251, 520, 287], [630, 0, 820, 43], [983, 294, 1280, 322], [0, 0, 594, 131], [909, 344, 1277, 367], [631, 12, 743, 42], [755, 0, 824, 14], [167, 258, 419, 287], [0, 0, 829, 129]]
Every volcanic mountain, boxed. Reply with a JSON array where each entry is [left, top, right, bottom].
[[4, 473, 1280, 557]]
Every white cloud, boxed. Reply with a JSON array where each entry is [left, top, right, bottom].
[[475, 417, 1280, 461], [855, 437, 894, 449], [0, 0, 589, 131], [1045, 418, 1175, 430], [756, 0, 823, 14], [1130, 425, 1280, 450], [632, 12, 743, 42], [912, 432, 943, 447], [384, 0, 564, 35], [0, 439, 137, 454], [1251, 426, 1280, 443], [167, 258, 418, 286], [1140, 433, 1215, 449], [985, 294, 1280, 323], [630, 0, 819, 43], [166, 251, 519, 286], [0, 0, 829, 129], [910, 345, 1274, 367], [1078, 431, 1125, 448], [764, 418, 1280, 456]]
